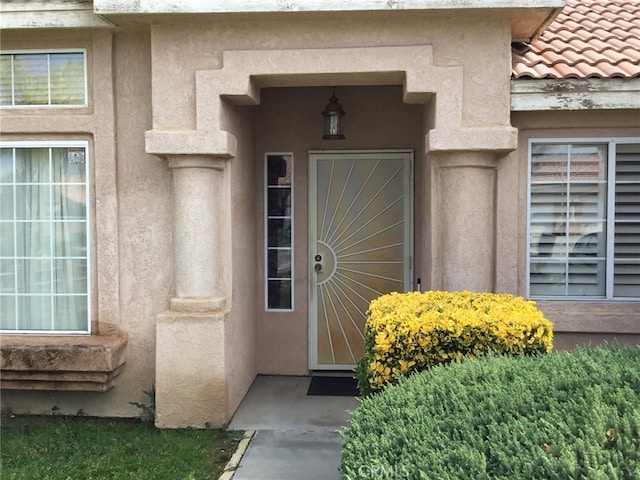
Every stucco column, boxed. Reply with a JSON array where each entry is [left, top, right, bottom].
[[436, 152, 498, 292], [155, 154, 230, 429], [168, 155, 227, 310]]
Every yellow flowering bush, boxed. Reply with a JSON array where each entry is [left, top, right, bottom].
[[354, 291, 553, 395]]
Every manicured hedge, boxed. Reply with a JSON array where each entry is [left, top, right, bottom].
[[342, 345, 640, 480], [355, 291, 553, 395]]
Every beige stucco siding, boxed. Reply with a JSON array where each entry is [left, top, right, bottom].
[[113, 31, 172, 416], [0, 30, 168, 417], [225, 101, 258, 418], [147, 12, 512, 132]]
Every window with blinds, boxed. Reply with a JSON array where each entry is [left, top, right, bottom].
[[615, 143, 640, 297], [0, 51, 87, 108], [528, 140, 639, 300]]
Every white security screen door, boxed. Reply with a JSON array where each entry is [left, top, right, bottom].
[[309, 150, 413, 369]]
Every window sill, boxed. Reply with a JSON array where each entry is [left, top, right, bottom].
[[536, 301, 640, 334], [0, 324, 127, 392]]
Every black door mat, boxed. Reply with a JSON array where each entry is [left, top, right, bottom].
[[307, 376, 359, 396]]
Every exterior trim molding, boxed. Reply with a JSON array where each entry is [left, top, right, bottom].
[[0, 2, 115, 29], [511, 78, 640, 111], [537, 302, 640, 334], [95, 0, 564, 14]]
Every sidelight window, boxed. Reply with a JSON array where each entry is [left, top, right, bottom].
[[265, 153, 294, 311]]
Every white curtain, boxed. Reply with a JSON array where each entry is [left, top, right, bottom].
[[1, 147, 87, 331]]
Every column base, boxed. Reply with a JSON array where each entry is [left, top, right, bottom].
[[170, 296, 226, 312], [155, 309, 228, 428]]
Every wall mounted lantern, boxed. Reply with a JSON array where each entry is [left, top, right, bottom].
[[322, 87, 346, 140]]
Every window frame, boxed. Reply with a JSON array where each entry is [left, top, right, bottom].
[[526, 136, 640, 301], [264, 152, 294, 312], [0, 140, 92, 334], [0, 49, 88, 109]]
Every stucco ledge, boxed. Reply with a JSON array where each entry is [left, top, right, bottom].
[[0, 327, 128, 392], [536, 302, 640, 335], [145, 129, 237, 158], [427, 127, 518, 154]]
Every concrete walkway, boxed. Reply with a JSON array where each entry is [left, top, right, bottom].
[[227, 375, 359, 480]]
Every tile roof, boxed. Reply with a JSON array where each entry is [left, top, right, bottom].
[[512, 0, 640, 79]]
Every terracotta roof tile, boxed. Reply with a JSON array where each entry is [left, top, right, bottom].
[[512, 0, 640, 79]]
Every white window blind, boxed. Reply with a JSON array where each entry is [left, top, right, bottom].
[[528, 140, 639, 300], [0, 51, 87, 107], [614, 143, 640, 297]]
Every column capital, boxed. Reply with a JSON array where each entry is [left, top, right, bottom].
[[167, 154, 229, 171], [145, 129, 237, 159], [427, 127, 518, 155]]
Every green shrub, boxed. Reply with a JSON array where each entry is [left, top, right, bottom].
[[342, 345, 640, 480], [355, 291, 553, 395]]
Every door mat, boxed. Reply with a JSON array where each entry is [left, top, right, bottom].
[[306, 376, 359, 396]]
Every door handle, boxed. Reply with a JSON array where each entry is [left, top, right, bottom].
[[314, 253, 324, 272]]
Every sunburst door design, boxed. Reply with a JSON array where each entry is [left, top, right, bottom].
[[309, 151, 413, 369]]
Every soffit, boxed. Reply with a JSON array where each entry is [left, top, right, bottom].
[[512, 0, 640, 79]]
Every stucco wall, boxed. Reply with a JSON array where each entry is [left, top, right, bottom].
[[225, 101, 258, 417], [1, 30, 171, 416], [147, 11, 511, 133], [112, 31, 172, 416]]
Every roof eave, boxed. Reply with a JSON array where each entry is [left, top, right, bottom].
[[97, 0, 565, 41], [1, 0, 564, 39], [93, 0, 566, 15]]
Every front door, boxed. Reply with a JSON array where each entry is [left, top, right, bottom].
[[309, 150, 413, 369]]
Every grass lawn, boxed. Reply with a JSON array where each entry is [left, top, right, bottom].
[[0, 415, 243, 480]]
